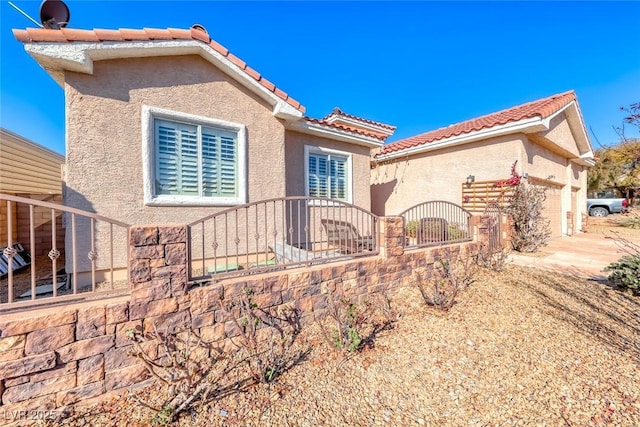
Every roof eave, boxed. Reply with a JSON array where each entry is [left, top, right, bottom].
[[376, 117, 545, 162], [573, 151, 596, 167], [287, 120, 384, 149], [22, 40, 303, 120]]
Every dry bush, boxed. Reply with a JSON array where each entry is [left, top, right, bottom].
[[321, 285, 397, 354], [414, 248, 477, 311], [222, 288, 303, 384], [619, 212, 640, 230], [126, 323, 232, 425], [475, 242, 510, 271], [506, 182, 552, 253]]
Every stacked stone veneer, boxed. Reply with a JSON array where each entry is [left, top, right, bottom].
[[0, 217, 480, 418]]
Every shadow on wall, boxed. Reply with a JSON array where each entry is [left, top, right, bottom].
[[62, 185, 102, 273], [370, 179, 397, 216]]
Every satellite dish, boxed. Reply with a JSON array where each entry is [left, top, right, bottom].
[[40, 0, 70, 29]]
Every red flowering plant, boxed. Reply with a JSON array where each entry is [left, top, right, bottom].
[[499, 161, 551, 253], [493, 161, 522, 188]]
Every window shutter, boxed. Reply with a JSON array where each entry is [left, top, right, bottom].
[[308, 152, 348, 200], [332, 156, 348, 200], [156, 123, 179, 195], [219, 134, 237, 196], [154, 119, 238, 199], [308, 154, 330, 198], [201, 131, 218, 197], [178, 126, 199, 196]]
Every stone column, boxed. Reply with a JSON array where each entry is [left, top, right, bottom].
[[379, 216, 404, 258], [129, 225, 188, 302]]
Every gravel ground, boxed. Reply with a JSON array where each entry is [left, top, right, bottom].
[[48, 260, 640, 427], [38, 219, 640, 426]]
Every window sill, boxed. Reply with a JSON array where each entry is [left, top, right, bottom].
[[307, 198, 352, 207], [145, 195, 245, 207]]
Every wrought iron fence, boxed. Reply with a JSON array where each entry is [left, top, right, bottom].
[[188, 197, 379, 281], [0, 194, 130, 311], [399, 201, 473, 249]]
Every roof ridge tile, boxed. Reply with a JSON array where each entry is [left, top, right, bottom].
[[305, 117, 386, 141], [12, 25, 306, 114], [322, 107, 396, 130]]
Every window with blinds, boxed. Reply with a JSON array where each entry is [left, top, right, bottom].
[[155, 119, 238, 198], [307, 152, 349, 201]]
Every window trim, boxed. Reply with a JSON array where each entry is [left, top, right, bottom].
[[142, 106, 247, 206], [304, 145, 353, 204]]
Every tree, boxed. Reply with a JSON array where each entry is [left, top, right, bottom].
[[588, 103, 640, 202]]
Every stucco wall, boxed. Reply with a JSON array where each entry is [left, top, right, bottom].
[[523, 137, 569, 182], [63, 55, 288, 271], [540, 113, 580, 157], [371, 135, 526, 216], [284, 131, 373, 211], [64, 55, 287, 224], [372, 129, 590, 235]]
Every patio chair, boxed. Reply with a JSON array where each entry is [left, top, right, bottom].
[[320, 219, 375, 254], [269, 241, 341, 264], [417, 217, 448, 244]]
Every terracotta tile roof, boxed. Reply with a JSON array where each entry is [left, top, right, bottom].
[[322, 107, 396, 131], [378, 90, 577, 157], [12, 26, 305, 113], [304, 117, 386, 141]]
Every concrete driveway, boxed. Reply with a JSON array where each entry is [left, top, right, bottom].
[[509, 232, 629, 281]]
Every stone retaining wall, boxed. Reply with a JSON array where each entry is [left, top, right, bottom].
[[0, 216, 482, 423]]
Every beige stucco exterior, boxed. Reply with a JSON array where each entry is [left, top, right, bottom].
[[372, 112, 590, 236], [285, 130, 372, 210], [61, 54, 377, 273], [64, 55, 287, 225], [372, 135, 525, 214]]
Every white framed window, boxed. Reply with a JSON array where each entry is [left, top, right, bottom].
[[142, 106, 246, 206], [304, 145, 352, 203]]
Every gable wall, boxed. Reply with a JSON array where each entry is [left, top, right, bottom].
[[64, 55, 287, 226], [371, 135, 526, 216], [539, 113, 580, 157], [63, 55, 287, 273]]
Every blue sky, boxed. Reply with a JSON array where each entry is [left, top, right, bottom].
[[1, 1, 639, 156]]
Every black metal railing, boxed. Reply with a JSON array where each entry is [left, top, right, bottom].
[[188, 197, 379, 280], [399, 201, 472, 249], [0, 194, 130, 311]]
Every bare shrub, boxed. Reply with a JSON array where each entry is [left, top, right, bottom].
[[476, 242, 510, 271], [619, 212, 640, 230], [321, 285, 397, 354], [222, 288, 303, 384], [414, 248, 477, 311], [126, 324, 232, 425], [506, 182, 552, 252], [322, 295, 367, 353]]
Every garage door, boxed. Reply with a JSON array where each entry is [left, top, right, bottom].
[[543, 185, 563, 238]]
